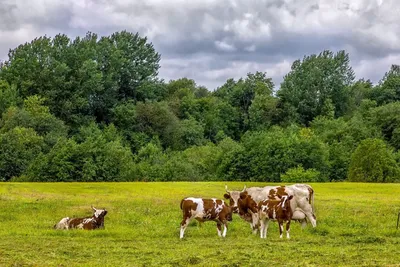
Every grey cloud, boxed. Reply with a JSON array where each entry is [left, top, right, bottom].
[[1, 0, 400, 90]]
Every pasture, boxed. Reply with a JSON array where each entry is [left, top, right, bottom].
[[0, 182, 399, 266]]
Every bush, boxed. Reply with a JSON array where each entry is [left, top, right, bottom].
[[348, 138, 400, 182], [281, 166, 325, 183]]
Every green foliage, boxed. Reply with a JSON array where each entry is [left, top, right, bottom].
[[368, 102, 400, 149], [0, 127, 44, 181], [25, 124, 134, 182], [278, 50, 355, 125], [222, 126, 329, 182], [348, 138, 400, 182], [370, 65, 400, 105], [1, 33, 400, 183], [0, 31, 160, 126], [0, 95, 68, 150], [280, 166, 323, 183], [0, 80, 20, 115]]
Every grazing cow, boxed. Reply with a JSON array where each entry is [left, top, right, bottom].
[[180, 198, 233, 238], [224, 184, 315, 231], [54, 206, 108, 230], [259, 194, 294, 239]]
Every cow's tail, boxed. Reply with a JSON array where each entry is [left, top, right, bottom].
[[180, 199, 185, 210], [308, 185, 315, 215]]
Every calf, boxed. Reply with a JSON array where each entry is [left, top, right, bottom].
[[258, 194, 293, 239], [180, 198, 233, 238], [54, 206, 108, 230]]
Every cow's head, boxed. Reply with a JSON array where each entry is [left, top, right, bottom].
[[277, 194, 293, 211], [92, 206, 108, 218], [238, 191, 258, 214], [223, 185, 246, 213], [225, 205, 234, 222]]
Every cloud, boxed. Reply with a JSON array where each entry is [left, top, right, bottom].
[[1, 0, 399, 90]]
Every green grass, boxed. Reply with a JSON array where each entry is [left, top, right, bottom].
[[0, 182, 399, 266]]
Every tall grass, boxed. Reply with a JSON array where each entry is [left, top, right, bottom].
[[0, 182, 399, 266]]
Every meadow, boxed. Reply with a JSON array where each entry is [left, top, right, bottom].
[[0, 182, 399, 266]]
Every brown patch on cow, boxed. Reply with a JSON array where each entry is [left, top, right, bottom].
[[68, 213, 107, 230], [268, 186, 287, 200]]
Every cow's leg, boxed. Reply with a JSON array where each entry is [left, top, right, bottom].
[[278, 220, 284, 238], [180, 216, 193, 239], [264, 219, 269, 238], [259, 217, 265, 238], [251, 212, 259, 234], [222, 221, 228, 237], [286, 220, 291, 239], [216, 222, 222, 237]]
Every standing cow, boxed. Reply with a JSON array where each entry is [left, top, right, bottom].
[[224, 184, 315, 232], [259, 194, 294, 239], [180, 198, 233, 238]]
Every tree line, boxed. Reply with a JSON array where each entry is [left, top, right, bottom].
[[1, 31, 399, 182]]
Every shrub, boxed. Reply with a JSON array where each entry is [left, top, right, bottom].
[[281, 166, 325, 183]]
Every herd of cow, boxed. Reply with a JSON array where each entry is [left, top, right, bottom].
[[180, 184, 316, 239], [54, 183, 316, 239]]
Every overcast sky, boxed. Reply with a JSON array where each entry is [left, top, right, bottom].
[[1, 0, 399, 90]]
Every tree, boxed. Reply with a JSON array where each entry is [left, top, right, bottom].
[[0, 95, 68, 150], [214, 72, 274, 132], [348, 138, 400, 182], [277, 50, 355, 125], [0, 127, 43, 181], [368, 102, 400, 150], [0, 31, 161, 127], [370, 65, 400, 105]]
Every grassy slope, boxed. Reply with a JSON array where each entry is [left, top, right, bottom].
[[0, 182, 399, 266]]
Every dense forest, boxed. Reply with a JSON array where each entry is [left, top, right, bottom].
[[0, 31, 399, 183]]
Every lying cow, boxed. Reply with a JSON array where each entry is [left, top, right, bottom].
[[54, 206, 108, 230], [224, 184, 315, 231], [180, 198, 233, 238], [259, 194, 293, 239]]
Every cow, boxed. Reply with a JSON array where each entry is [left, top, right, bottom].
[[180, 198, 233, 239], [54, 206, 108, 230], [259, 194, 294, 239], [224, 184, 315, 231]]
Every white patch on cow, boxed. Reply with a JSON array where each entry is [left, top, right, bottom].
[[281, 195, 288, 209], [272, 209, 276, 219], [279, 224, 284, 238], [222, 225, 227, 237], [54, 217, 70, 230], [93, 208, 106, 218]]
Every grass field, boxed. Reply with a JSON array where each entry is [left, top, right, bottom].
[[0, 182, 399, 266]]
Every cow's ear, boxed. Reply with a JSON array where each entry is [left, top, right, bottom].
[[224, 193, 230, 199], [277, 194, 282, 199], [239, 191, 248, 199], [288, 195, 293, 200]]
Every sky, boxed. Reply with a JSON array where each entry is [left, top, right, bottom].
[[1, 0, 399, 90]]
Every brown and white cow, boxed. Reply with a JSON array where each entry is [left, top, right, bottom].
[[224, 184, 315, 230], [259, 194, 293, 239], [54, 206, 108, 230], [180, 198, 233, 238]]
